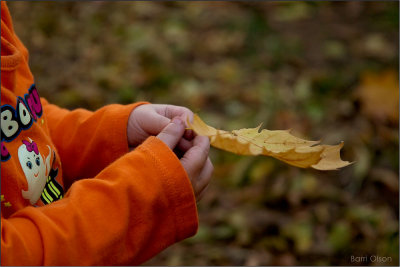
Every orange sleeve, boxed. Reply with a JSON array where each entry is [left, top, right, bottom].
[[1, 136, 198, 265], [41, 99, 149, 188]]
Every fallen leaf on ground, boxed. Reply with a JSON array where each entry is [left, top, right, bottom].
[[188, 114, 351, 170], [356, 69, 399, 123]]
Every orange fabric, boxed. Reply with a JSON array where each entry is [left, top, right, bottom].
[[1, 2, 198, 265]]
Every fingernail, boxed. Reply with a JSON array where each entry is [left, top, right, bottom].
[[172, 117, 183, 125]]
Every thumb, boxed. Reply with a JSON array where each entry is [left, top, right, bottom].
[[157, 117, 185, 149]]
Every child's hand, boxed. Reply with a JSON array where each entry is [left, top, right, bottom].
[[127, 104, 194, 148], [157, 117, 213, 201]]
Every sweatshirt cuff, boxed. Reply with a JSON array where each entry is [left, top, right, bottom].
[[137, 136, 199, 241], [106, 101, 149, 158]]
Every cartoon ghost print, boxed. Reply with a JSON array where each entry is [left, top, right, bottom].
[[18, 138, 51, 205]]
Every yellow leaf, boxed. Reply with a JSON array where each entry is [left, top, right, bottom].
[[188, 114, 351, 170], [356, 70, 399, 123]]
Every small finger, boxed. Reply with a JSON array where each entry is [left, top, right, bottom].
[[139, 112, 171, 136], [196, 183, 210, 202], [157, 117, 185, 150], [177, 137, 193, 153], [194, 157, 214, 196], [156, 105, 194, 124], [183, 129, 195, 141], [180, 135, 210, 178]]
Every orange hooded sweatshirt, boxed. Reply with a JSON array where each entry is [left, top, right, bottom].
[[1, 2, 198, 265]]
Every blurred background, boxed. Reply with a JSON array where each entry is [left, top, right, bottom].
[[7, 1, 399, 266]]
